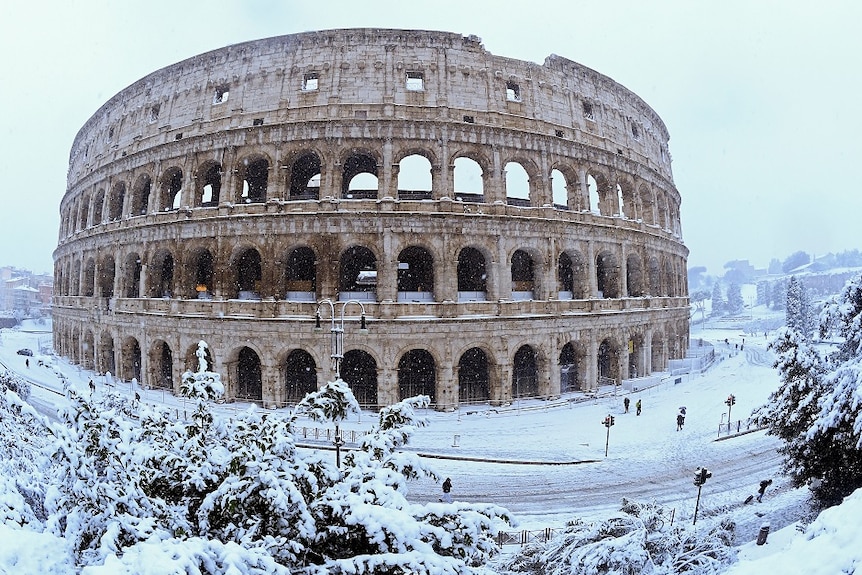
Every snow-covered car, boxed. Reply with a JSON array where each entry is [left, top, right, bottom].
[[16, 348, 34, 356]]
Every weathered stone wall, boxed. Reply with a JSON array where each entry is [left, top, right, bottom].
[[54, 29, 689, 410]]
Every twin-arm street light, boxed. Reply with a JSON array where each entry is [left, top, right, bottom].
[[314, 298, 369, 467]]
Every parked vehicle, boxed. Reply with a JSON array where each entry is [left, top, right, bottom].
[[16, 348, 34, 356]]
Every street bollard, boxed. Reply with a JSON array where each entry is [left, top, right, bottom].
[[452, 434, 461, 447], [756, 522, 770, 545]]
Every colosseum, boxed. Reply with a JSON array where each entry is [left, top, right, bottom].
[[53, 28, 689, 410]]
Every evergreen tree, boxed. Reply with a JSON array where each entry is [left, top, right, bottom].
[[760, 273, 862, 508], [786, 276, 803, 332], [772, 279, 787, 311], [756, 280, 770, 307], [710, 282, 725, 316], [726, 282, 744, 315]]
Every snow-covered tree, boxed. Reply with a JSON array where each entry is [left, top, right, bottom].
[[44, 367, 511, 573], [726, 282, 744, 315], [500, 499, 735, 575], [759, 273, 862, 507], [710, 282, 725, 316], [786, 276, 815, 338], [771, 279, 787, 311]]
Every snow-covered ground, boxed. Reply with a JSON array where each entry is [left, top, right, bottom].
[[1, 311, 860, 573]]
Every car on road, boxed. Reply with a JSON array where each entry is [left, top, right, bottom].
[[16, 348, 34, 356]]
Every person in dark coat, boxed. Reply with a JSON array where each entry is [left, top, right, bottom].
[[623, 397, 630, 413], [636, 399, 642, 416], [440, 477, 453, 503], [757, 479, 773, 502], [676, 412, 685, 431]]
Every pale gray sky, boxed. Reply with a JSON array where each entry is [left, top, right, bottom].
[[1, 0, 859, 276]]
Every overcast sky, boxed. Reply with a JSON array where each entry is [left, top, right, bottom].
[[1, 0, 859, 276]]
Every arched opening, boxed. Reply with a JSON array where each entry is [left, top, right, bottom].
[[287, 152, 321, 200], [639, 185, 655, 225], [109, 182, 126, 220], [284, 247, 316, 301], [131, 175, 152, 216], [118, 337, 141, 381], [626, 254, 644, 297], [152, 341, 173, 389], [341, 349, 377, 410], [92, 189, 105, 225], [453, 156, 484, 202], [559, 342, 585, 394], [197, 162, 222, 207], [587, 174, 600, 214], [457, 247, 487, 301], [81, 330, 95, 370], [192, 249, 214, 298], [82, 258, 95, 297], [512, 345, 539, 399], [616, 183, 625, 217], [511, 249, 534, 300], [124, 253, 142, 298], [551, 169, 568, 209], [151, 251, 174, 298], [598, 339, 620, 386], [504, 161, 530, 206], [397, 154, 432, 200], [234, 248, 262, 299], [628, 333, 645, 379], [342, 153, 378, 199], [558, 252, 574, 299], [398, 349, 436, 403], [98, 256, 115, 298], [339, 245, 376, 301], [239, 157, 269, 203], [651, 332, 665, 371], [236, 347, 262, 401], [620, 181, 637, 220], [648, 257, 661, 296], [458, 347, 490, 404], [159, 168, 182, 211], [78, 197, 91, 230], [98, 332, 115, 376], [397, 246, 434, 302], [284, 349, 317, 404], [596, 251, 620, 298]]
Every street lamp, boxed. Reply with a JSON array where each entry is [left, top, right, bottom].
[[314, 298, 369, 467]]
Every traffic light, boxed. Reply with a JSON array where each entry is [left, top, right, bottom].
[[725, 394, 736, 407], [694, 467, 712, 486], [602, 415, 615, 427]]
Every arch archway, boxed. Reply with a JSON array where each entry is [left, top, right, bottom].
[[284, 349, 318, 404], [398, 349, 436, 403], [339, 246, 377, 300], [512, 345, 539, 399], [559, 342, 586, 393], [598, 338, 620, 385], [287, 152, 321, 200], [511, 249, 535, 299], [341, 349, 377, 409], [236, 347, 263, 401], [151, 341, 173, 389], [285, 246, 316, 301], [626, 253, 644, 297], [457, 247, 487, 300], [397, 246, 434, 301], [596, 251, 620, 298], [233, 248, 262, 299], [458, 347, 490, 404]]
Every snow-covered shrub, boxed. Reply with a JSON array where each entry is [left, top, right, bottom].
[[45, 375, 511, 573], [0, 367, 31, 400], [500, 499, 735, 575]]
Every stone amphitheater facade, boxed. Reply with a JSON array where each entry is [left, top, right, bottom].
[[53, 29, 689, 410]]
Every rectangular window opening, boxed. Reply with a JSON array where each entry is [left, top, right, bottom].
[[463, 115, 475, 123], [149, 104, 160, 123], [406, 71, 424, 91], [582, 101, 594, 120], [354, 110, 368, 119], [631, 124, 640, 139], [214, 84, 230, 104], [303, 72, 319, 91], [175, 133, 183, 140], [506, 81, 521, 102], [252, 118, 264, 126], [555, 129, 564, 138]]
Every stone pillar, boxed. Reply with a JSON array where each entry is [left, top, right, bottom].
[[381, 139, 394, 198], [436, 363, 455, 410], [587, 241, 598, 298], [587, 337, 598, 390], [378, 365, 398, 407]]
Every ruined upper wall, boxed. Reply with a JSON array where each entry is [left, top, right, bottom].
[[67, 28, 674, 185]]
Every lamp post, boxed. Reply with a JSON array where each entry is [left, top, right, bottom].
[[314, 298, 369, 468]]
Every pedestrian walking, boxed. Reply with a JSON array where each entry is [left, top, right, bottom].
[[25, 359, 29, 368], [440, 477, 453, 503], [623, 397, 630, 413], [636, 399, 642, 416], [676, 411, 685, 431], [89, 379, 95, 394], [756, 479, 773, 502]]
